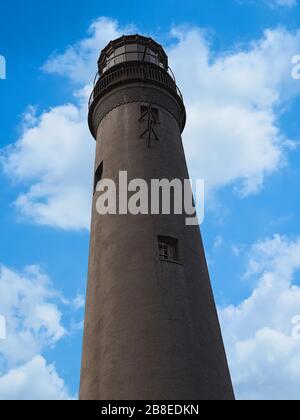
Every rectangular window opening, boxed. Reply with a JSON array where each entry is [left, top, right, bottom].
[[158, 236, 179, 263], [94, 162, 103, 194]]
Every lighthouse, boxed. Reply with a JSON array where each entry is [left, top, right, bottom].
[[80, 34, 234, 400]]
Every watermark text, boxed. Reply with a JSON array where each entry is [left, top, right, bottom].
[[95, 172, 204, 226], [292, 55, 300, 80], [292, 315, 300, 341], [0, 315, 6, 340], [0, 55, 6, 80]]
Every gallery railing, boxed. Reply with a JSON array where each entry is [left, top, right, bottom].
[[88, 62, 184, 110]]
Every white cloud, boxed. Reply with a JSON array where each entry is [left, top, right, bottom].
[[0, 264, 73, 400], [0, 264, 66, 365], [267, 0, 298, 8], [1, 19, 300, 229], [0, 355, 71, 400], [220, 235, 300, 400], [72, 294, 85, 311], [43, 17, 135, 85], [2, 95, 94, 230], [168, 27, 300, 196], [1, 17, 134, 230]]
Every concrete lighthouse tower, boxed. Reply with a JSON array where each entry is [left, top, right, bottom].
[[80, 35, 234, 401]]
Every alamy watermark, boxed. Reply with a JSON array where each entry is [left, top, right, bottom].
[[292, 55, 300, 80], [292, 316, 300, 341], [0, 54, 6, 80], [95, 171, 204, 226], [0, 314, 6, 340]]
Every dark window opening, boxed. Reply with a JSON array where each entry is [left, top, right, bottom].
[[158, 236, 179, 262], [94, 162, 103, 194], [140, 105, 159, 124]]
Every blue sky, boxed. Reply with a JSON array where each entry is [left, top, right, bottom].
[[1, 0, 300, 400]]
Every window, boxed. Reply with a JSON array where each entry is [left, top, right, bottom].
[[102, 42, 166, 74], [126, 52, 139, 61], [94, 162, 103, 194], [158, 236, 179, 262], [115, 55, 125, 65], [126, 43, 138, 53], [115, 46, 126, 56]]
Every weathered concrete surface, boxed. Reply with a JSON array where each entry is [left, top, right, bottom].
[[80, 48, 234, 401]]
